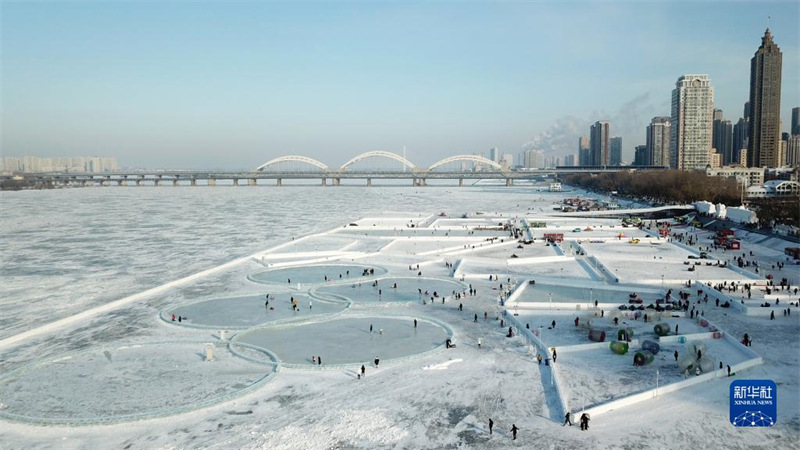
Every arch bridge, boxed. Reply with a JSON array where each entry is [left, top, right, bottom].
[[10, 152, 667, 187]]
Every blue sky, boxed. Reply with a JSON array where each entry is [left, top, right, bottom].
[[2, 1, 798, 169]]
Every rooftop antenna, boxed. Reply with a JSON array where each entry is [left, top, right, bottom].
[[767, 15, 771, 29]]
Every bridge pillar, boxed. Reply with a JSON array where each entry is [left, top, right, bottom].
[[191, 179, 197, 187], [136, 179, 143, 186], [232, 178, 239, 186], [248, 179, 256, 186], [154, 179, 161, 187], [173, 180, 179, 187], [277, 178, 282, 187], [115, 180, 122, 187], [366, 178, 372, 187], [505, 178, 513, 186], [321, 178, 327, 187], [333, 178, 340, 186], [208, 179, 216, 187], [459, 178, 463, 187]]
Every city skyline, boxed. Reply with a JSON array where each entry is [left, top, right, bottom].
[[2, 2, 799, 170]]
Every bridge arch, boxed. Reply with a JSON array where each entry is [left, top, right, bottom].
[[428, 155, 503, 171], [339, 151, 417, 171], [255, 156, 329, 172]]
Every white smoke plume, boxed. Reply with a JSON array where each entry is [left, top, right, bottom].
[[524, 93, 661, 163]]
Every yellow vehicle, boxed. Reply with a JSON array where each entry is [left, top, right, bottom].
[[628, 238, 640, 244]]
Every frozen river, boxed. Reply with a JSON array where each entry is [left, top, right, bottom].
[[3, 184, 796, 450], [0, 185, 572, 340]]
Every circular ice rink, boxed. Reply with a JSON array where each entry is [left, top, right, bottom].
[[312, 276, 467, 304], [0, 343, 276, 425], [235, 315, 452, 367], [165, 293, 348, 329], [248, 264, 387, 285]]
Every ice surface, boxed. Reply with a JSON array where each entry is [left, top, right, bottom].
[[248, 264, 387, 285], [1, 185, 797, 449], [236, 315, 450, 365], [168, 293, 347, 329], [0, 343, 273, 424], [313, 277, 467, 304]]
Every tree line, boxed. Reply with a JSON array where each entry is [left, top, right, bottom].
[[563, 171, 741, 205]]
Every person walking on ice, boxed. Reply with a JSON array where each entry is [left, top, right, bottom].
[[361, 364, 366, 378], [374, 356, 380, 368], [488, 418, 493, 434], [580, 413, 590, 430], [564, 412, 572, 426], [510, 424, 519, 440]]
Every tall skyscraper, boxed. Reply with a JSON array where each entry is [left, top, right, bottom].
[[787, 135, 800, 165], [671, 75, 714, 170], [713, 109, 734, 165], [489, 147, 500, 163], [646, 117, 671, 167], [633, 145, 649, 166], [564, 154, 577, 166], [578, 136, 590, 166], [733, 117, 749, 165], [747, 29, 783, 168], [609, 137, 622, 166], [590, 121, 610, 166], [792, 107, 800, 135]]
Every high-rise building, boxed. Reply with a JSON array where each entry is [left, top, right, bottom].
[[564, 154, 577, 166], [633, 145, 649, 166], [713, 110, 734, 165], [500, 154, 513, 170], [787, 135, 800, 165], [646, 117, 671, 167], [670, 75, 714, 170], [778, 140, 787, 167], [747, 29, 783, 168], [578, 136, 590, 166], [0, 156, 119, 173], [489, 147, 500, 163], [792, 107, 800, 135], [519, 149, 545, 169], [609, 137, 622, 166], [733, 117, 749, 165], [709, 152, 722, 168], [590, 121, 610, 166]]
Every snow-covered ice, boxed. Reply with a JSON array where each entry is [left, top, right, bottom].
[[0, 186, 797, 449]]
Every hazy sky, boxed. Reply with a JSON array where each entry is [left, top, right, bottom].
[[2, 1, 798, 169]]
